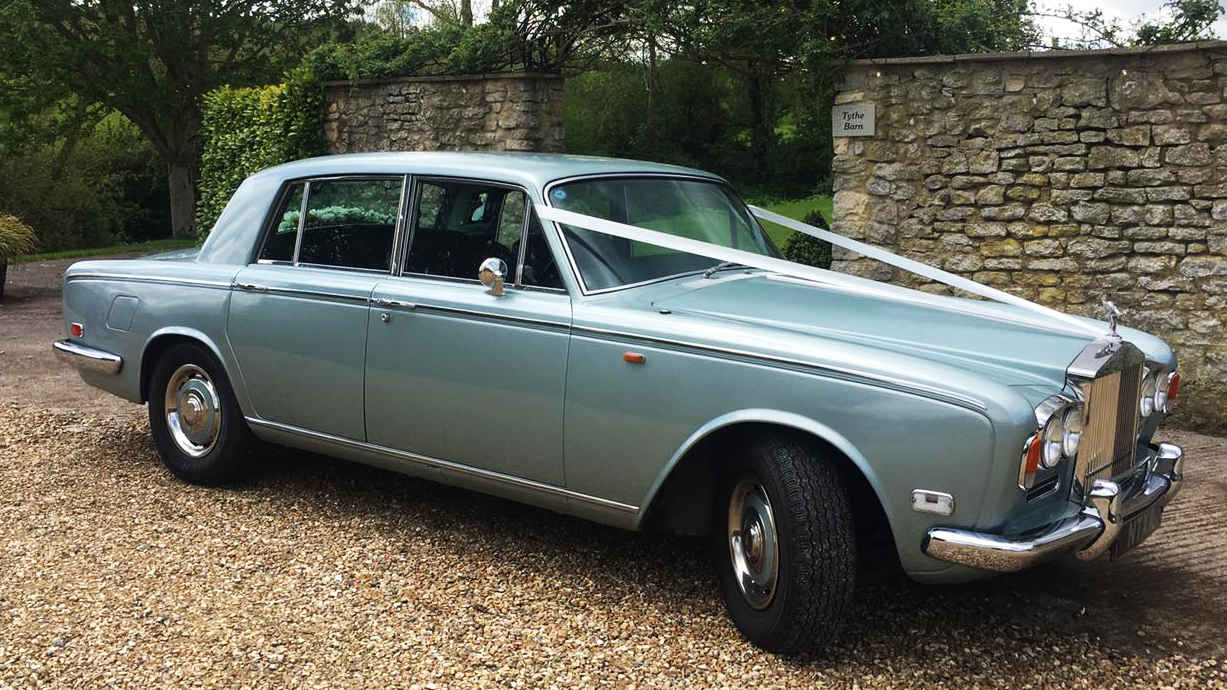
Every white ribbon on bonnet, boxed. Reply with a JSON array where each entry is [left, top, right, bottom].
[[533, 203, 1106, 340]]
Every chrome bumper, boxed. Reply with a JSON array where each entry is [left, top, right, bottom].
[[52, 339, 123, 375], [923, 442, 1184, 573]]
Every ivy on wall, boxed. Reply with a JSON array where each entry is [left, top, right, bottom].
[[195, 66, 325, 238]]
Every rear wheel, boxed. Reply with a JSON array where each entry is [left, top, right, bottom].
[[714, 432, 857, 653], [148, 343, 255, 485]]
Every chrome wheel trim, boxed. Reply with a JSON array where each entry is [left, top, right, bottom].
[[164, 363, 221, 459], [727, 474, 779, 610]]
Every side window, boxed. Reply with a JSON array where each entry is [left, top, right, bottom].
[[258, 183, 305, 263], [404, 180, 525, 282], [298, 178, 401, 271]]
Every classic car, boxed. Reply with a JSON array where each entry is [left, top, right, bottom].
[[54, 151, 1186, 653]]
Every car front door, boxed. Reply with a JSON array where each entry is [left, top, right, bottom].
[[228, 176, 406, 440], [364, 177, 571, 485]]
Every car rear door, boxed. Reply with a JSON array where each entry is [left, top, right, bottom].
[[364, 177, 572, 485], [227, 176, 406, 441]]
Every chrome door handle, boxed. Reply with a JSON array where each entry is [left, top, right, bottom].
[[234, 282, 269, 292], [371, 298, 416, 309]]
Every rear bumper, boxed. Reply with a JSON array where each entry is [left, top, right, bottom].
[[923, 441, 1184, 573], [52, 339, 123, 376]]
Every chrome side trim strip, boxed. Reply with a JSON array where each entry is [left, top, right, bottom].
[[411, 302, 569, 330], [245, 417, 640, 515], [52, 339, 123, 375], [66, 274, 232, 290], [232, 283, 371, 305], [570, 325, 989, 412]]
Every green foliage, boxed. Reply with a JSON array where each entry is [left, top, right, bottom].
[[781, 210, 833, 270], [0, 214, 37, 260], [1034, 0, 1222, 49], [196, 67, 326, 238], [308, 5, 522, 81], [0, 114, 169, 252], [0, 0, 359, 238]]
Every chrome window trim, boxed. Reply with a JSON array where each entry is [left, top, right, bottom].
[[65, 274, 232, 290], [541, 173, 770, 297], [245, 416, 639, 515], [290, 180, 310, 265], [569, 325, 989, 412]]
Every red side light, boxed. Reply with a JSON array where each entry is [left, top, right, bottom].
[[1167, 371, 1181, 409], [623, 352, 646, 365], [69, 323, 84, 338]]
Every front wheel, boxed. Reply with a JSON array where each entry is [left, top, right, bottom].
[[148, 343, 256, 485], [714, 433, 857, 654]]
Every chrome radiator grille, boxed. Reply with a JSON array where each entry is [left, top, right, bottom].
[[1080, 362, 1143, 482]]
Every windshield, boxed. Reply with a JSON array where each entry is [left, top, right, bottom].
[[548, 177, 780, 291]]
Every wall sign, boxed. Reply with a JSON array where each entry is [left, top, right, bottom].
[[832, 104, 875, 137]]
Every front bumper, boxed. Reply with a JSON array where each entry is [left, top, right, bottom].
[[923, 442, 1184, 573], [52, 339, 123, 375]]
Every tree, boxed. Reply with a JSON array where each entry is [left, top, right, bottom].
[[0, 1, 357, 239], [1029, 0, 1223, 49]]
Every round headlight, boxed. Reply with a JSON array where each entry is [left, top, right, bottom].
[[1140, 373, 1158, 418], [1061, 407, 1083, 459], [1041, 414, 1065, 469], [1155, 372, 1170, 414]]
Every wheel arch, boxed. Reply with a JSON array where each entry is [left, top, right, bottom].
[[139, 328, 232, 404], [639, 410, 899, 567]]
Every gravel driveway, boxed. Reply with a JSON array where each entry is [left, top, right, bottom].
[[2, 257, 1225, 688]]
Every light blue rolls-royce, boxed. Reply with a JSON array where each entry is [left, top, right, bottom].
[[54, 152, 1186, 653]]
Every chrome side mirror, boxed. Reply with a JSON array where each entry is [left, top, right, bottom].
[[478, 257, 508, 296]]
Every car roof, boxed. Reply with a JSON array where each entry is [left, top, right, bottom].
[[253, 151, 725, 194]]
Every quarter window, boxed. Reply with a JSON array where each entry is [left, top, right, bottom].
[[258, 183, 304, 263]]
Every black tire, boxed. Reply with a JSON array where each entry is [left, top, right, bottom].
[[148, 342, 256, 485], [714, 432, 857, 654]]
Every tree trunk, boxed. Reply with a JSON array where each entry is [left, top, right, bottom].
[[647, 36, 659, 156], [746, 68, 774, 180], [167, 159, 197, 239], [460, 0, 473, 26]]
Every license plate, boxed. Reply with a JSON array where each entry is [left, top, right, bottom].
[[1110, 502, 1163, 560]]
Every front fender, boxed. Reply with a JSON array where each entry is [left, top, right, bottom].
[[636, 408, 895, 532]]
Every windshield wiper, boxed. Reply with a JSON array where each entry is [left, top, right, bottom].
[[703, 261, 746, 278]]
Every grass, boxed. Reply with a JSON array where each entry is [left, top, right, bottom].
[[752, 194, 833, 247], [13, 238, 199, 264]]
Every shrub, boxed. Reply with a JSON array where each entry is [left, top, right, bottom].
[[0, 114, 168, 251], [196, 66, 325, 238], [277, 206, 397, 233], [0, 214, 37, 300], [0, 214, 37, 259], [781, 209, 833, 270]]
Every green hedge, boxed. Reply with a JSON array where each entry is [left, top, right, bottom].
[[196, 66, 325, 238]]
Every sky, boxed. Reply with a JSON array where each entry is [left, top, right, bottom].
[[1032, 0, 1227, 46]]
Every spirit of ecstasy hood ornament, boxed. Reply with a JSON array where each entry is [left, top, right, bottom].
[[1102, 299, 1124, 338]]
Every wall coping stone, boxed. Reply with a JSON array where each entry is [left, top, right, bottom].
[[323, 72, 564, 89], [844, 40, 1227, 68]]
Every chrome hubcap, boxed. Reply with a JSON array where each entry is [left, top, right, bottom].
[[164, 364, 221, 458], [728, 475, 779, 610]]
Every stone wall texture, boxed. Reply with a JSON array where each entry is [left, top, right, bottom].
[[833, 42, 1227, 432], [323, 73, 565, 154]]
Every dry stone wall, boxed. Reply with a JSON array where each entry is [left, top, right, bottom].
[[833, 43, 1227, 432], [323, 73, 565, 154]]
